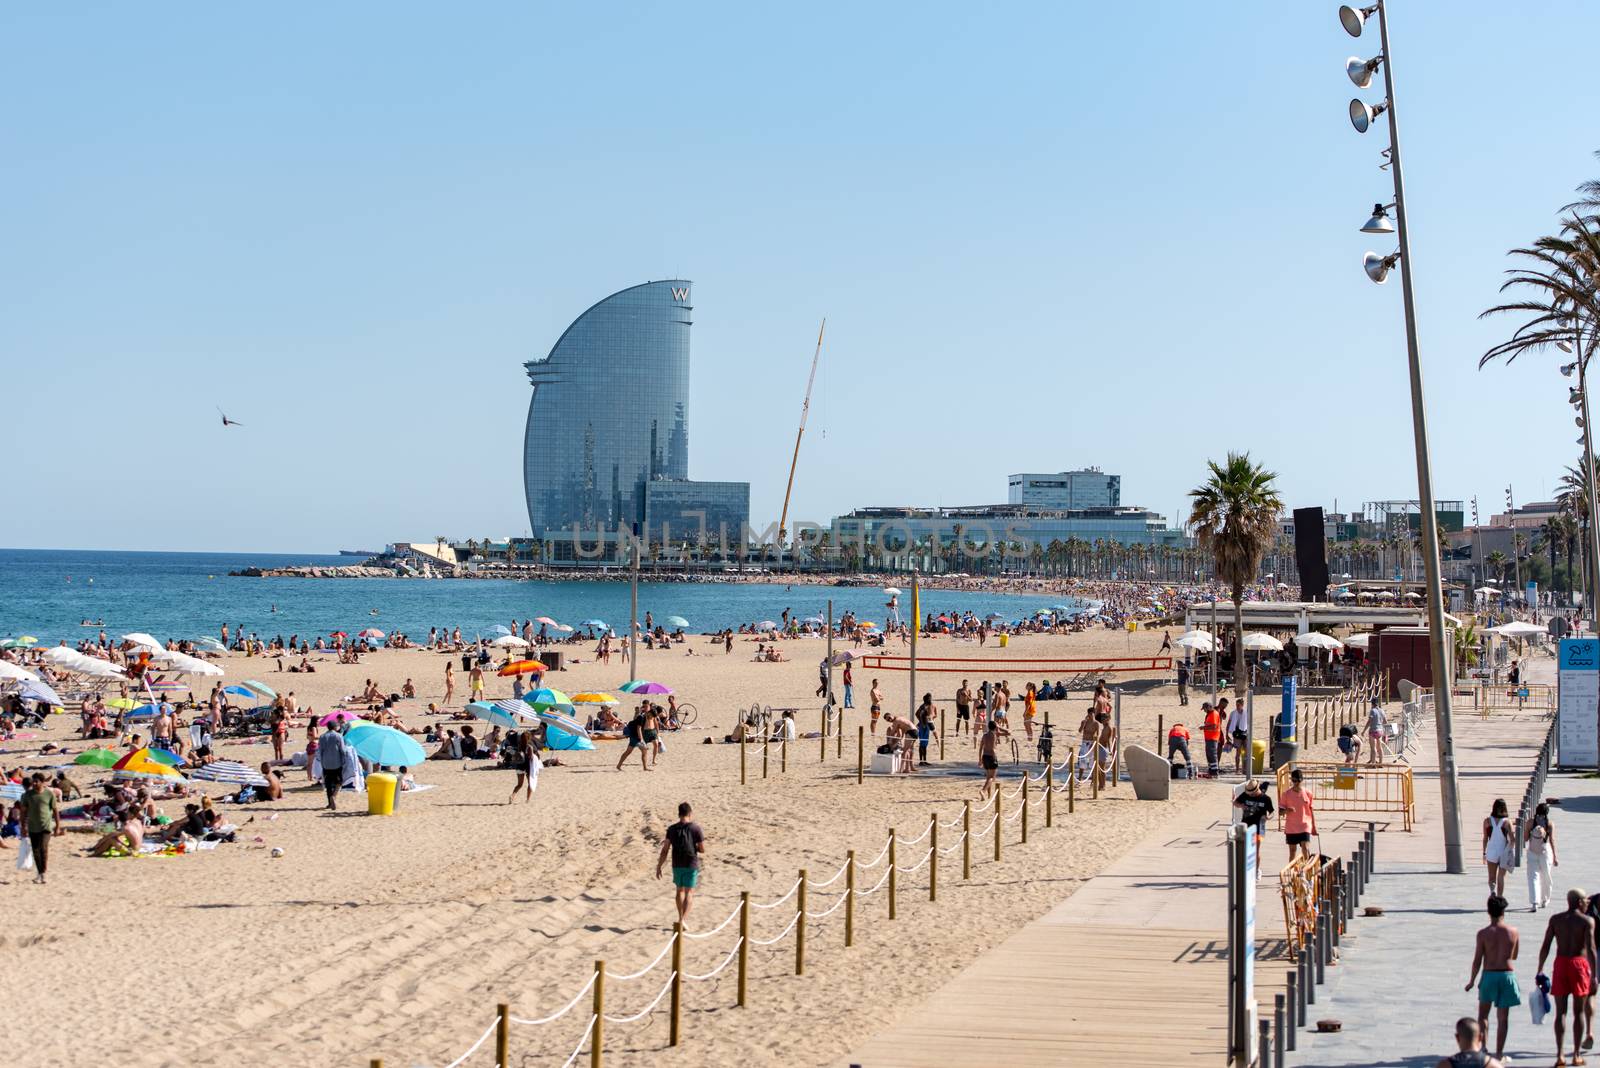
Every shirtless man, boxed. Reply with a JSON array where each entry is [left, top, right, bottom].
[[1464, 894, 1520, 1062], [1077, 704, 1100, 780], [1538, 888, 1598, 1064], [869, 679, 883, 736], [1094, 711, 1118, 792], [977, 717, 1009, 801], [955, 680, 973, 738]]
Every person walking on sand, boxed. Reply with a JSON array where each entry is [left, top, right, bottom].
[[1366, 696, 1389, 766], [842, 662, 854, 709], [978, 717, 1009, 801], [915, 693, 935, 767], [1022, 682, 1038, 741], [1436, 1017, 1504, 1068], [443, 661, 455, 705], [656, 801, 705, 924], [869, 679, 883, 736], [1280, 768, 1317, 861], [507, 732, 541, 804], [1483, 798, 1516, 898], [1527, 801, 1559, 912], [1465, 894, 1521, 1063], [468, 661, 485, 702], [1537, 888, 1597, 1064], [617, 709, 651, 772], [955, 680, 973, 738], [1201, 701, 1222, 777], [22, 772, 61, 885], [318, 724, 351, 811], [1177, 660, 1190, 706]]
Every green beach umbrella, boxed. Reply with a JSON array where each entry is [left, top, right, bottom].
[[523, 687, 571, 709], [74, 748, 120, 767]]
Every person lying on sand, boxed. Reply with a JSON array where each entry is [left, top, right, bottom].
[[87, 814, 145, 857]]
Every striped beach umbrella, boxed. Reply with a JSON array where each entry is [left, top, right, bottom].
[[470, 700, 537, 728], [358, 629, 386, 640], [190, 760, 269, 788], [535, 707, 590, 738], [241, 680, 277, 700], [523, 688, 571, 709]]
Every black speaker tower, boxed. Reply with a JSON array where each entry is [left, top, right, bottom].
[[1293, 507, 1330, 602]]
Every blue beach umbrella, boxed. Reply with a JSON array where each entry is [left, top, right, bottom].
[[16, 680, 63, 706], [344, 724, 426, 767], [664, 615, 690, 629], [489, 625, 512, 637], [469, 700, 537, 729], [580, 619, 609, 629]]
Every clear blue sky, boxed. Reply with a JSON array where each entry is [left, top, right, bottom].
[[3, 2, 1597, 552]]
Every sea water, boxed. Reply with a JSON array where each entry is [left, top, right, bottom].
[[0, 549, 1081, 645]]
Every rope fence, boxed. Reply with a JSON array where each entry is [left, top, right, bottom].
[[395, 738, 1126, 1068]]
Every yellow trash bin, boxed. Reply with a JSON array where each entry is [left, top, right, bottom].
[[998, 633, 1009, 648], [367, 772, 397, 816], [1251, 740, 1268, 775]]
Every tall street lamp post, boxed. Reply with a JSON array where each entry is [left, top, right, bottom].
[[1342, 0, 1464, 874]]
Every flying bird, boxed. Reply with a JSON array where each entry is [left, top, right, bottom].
[[217, 407, 242, 428]]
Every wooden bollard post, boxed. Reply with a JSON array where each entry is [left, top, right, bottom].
[[496, 1002, 509, 1068], [1021, 774, 1029, 844], [1046, 763, 1054, 827], [591, 960, 605, 1068], [372, 1060, 383, 1068], [845, 851, 856, 947], [960, 805, 972, 882], [796, 868, 807, 975], [821, 708, 826, 762], [993, 789, 1002, 862], [737, 893, 749, 1007], [930, 814, 939, 902], [763, 738, 769, 779], [740, 737, 747, 786], [1069, 764, 1076, 814], [670, 923, 683, 1046], [939, 708, 946, 762], [1092, 759, 1100, 800], [781, 736, 787, 774], [888, 829, 898, 920], [1157, 713, 1164, 752], [857, 725, 864, 784], [838, 712, 844, 758]]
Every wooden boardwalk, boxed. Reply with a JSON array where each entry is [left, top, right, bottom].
[[845, 680, 1552, 1067]]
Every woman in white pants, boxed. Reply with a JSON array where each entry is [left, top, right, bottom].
[[1525, 801, 1558, 911]]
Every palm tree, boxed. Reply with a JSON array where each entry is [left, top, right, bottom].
[[1188, 453, 1284, 701], [1486, 550, 1507, 584], [1453, 621, 1481, 670]]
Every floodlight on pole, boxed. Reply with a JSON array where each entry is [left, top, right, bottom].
[[1363, 250, 1399, 284], [1361, 202, 1396, 234], [1563, 363, 1579, 378], [1346, 55, 1382, 88], [1340, 4, 1377, 36], [1349, 97, 1389, 133]]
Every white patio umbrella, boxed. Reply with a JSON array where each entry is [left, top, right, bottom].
[[1241, 633, 1284, 652], [1173, 630, 1215, 652], [1489, 621, 1547, 639], [1293, 632, 1344, 651], [490, 634, 530, 648], [1344, 633, 1371, 649], [161, 650, 224, 676], [122, 632, 165, 651], [0, 660, 40, 683], [883, 587, 902, 596], [68, 657, 128, 679]]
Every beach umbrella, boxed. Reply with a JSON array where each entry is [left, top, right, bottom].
[[190, 760, 269, 788], [160, 650, 223, 676], [74, 748, 120, 767], [344, 724, 426, 766], [883, 587, 901, 596], [111, 749, 184, 781], [358, 628, 385, 640], [241, 680, 277, 700], [1293, 632, 1344, 651], [122, 632, 164, 650], [524, 688, 572, 709], [664, 615, 690, 629], [544, 724, 595, 750], [570, 692, 618, 705], [489, 625, 512, 637], [857, 621, 876, 629], [1489, 621, 1547, 638], [1335, 589, 1357, 599], [141, 747, 187, 767], [757, 621, 777, 631], [106, 697, 138, 710], [1241, 633, 1284, 652], [0, 660, 40, 683], [985, 612, 1006, 621], [1173, 631, 1214, 652], [827, 650, 863, 665], [469, 699, 537, 728], [620, 680, 673, 695], [1344, 633, 1371, 649], [1052, 604, 1074, 612], [222, 684, 256, 699], [580, 619, 609, 630], [145, 680, 188, 692], [550, 623, 573, 633], [803, 616, 825, 625], [123, 703, 158, 719], [534, 616, 561, 627], [0, 637, 37, 649], [319, 709, 360, 727], [490, 635, 530, 649], [16, 680, 63, 706], [536, 707, 590, 738], [330, 630, 348, 638], [1475, 586, 1502, 597], [497, 659, 547, 677], [193, 636, 225, 651]]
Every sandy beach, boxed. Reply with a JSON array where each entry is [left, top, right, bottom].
[[3, 625, 1284, 1068]]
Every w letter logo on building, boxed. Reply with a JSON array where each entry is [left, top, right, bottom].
[[671, 287, 689, 301]]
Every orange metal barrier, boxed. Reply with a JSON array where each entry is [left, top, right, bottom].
[[1276, 761, 1415, 832]]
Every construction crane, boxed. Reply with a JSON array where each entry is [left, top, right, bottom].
[[777, 319, 825, 548]]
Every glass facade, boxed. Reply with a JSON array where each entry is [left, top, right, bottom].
[[524, 281, 693, 537], [644, 479, 750, 549], [830, 506, 1187, 552], [1007, 470, 1120, 510]]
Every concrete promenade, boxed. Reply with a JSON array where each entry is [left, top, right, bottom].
[[845, 663, 1557, 1067]]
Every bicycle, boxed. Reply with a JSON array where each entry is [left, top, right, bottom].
[[674, 702, 697, 727]]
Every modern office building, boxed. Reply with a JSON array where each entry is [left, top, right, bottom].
[[522, 280, 748, 559], [645, 479, 750, 549], [1007, 469, 1120, 510]]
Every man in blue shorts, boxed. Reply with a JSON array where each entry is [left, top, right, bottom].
[[656, 801, 706, 923]]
